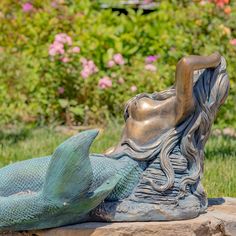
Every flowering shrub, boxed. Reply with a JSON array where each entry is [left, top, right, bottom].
[[0, 0, 236, 127], [22, 2, 34, 12], [98, 76, 113, 89], [80, 58, 98, 79]]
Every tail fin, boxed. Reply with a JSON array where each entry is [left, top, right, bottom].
[[43, 129, 99, 202]]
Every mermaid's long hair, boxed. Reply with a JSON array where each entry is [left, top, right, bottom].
[[113, 57, 229, 202]]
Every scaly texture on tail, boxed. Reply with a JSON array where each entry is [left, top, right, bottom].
[[0, 129, 141, 231], [0, 130, 101, 230]]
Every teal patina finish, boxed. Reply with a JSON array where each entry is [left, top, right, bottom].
[[0, 130, 142, 230]]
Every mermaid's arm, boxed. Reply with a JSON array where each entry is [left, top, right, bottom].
[[175, 52, 221, 123]]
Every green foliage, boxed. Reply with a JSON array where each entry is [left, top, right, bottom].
[[0, 0, 236, 127]]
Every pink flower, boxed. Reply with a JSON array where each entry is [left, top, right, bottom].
[[51, 1, 58, 8], [61, 57, 70, 63], [53, 42, 64, 51], [80, 67, 90, 79], [98, 76, 112, 89], [145, 64, 157, 72], [55, 34, 63, 43], [22, 2, 33, 12], [80, 69, 90, 79], [113, 53, 125, 65], [48, 34, 74, 57], [107, 60, 115, 68], [88, 60, 98, 73], [145, 55, 159, 64], [58, 87, 65, 94], [48, 47, 56, 56], [65, 36, 72, 45], [130, 85, 137, 92], [143, 0, 153, 3], [71, 46, 80, 53], [49, 41, 65, 56], [80, 59, 98, 79], [81, 66, 92, 79], [118, 77, 125, 84], [55, 33, 72, 45], [80, 57, 87, 65], [230, 39, 236, 46]]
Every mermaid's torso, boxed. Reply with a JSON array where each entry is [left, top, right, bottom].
[[122, 95, 176, 146]]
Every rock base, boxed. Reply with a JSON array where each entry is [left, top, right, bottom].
[[4, 197, 236, 236]]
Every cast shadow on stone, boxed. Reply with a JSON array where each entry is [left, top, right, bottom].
[[208, 198, 225, 206]]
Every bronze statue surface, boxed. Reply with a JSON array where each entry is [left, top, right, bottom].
[[0, 53, 230, 231], [110, 52, 222, 147]]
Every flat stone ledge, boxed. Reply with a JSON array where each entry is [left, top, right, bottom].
[[3, 197, 236, 236]]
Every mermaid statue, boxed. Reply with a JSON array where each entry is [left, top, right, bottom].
[[0, 52, 229, 231]]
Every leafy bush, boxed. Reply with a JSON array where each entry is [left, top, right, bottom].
[[0, 0, 235, 127]]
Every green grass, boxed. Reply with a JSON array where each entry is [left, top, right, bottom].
[[203, 135, 236, 197], [0, 124, 235, 198]]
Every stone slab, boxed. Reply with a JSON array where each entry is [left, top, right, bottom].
[[2, 197, 236, 236]]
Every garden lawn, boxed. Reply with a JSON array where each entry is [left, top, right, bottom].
[[0, 124, 235, 198]]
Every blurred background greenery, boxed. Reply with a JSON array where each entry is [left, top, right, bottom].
[[0, 0, 235, 127]]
